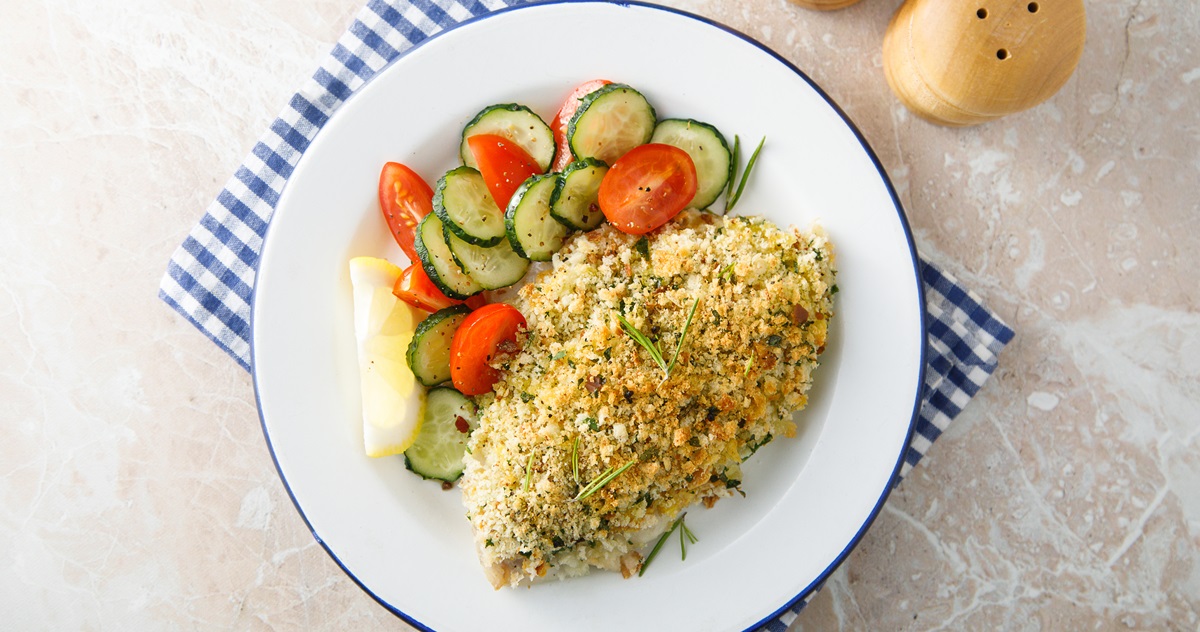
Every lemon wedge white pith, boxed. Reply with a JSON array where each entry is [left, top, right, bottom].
[[349, 256, 427, 457]]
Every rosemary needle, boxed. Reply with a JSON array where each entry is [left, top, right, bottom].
[[682, 520, 698, 544], [574, 459, 635, 501], [678, 514, 698, 560], [523, 451, 535, 492], [664, 297, 701, 378], [726, 136, 765, 212], [724, 136, 740, 204], [571, 436, 580, 486], [640, 513, 690, 576]]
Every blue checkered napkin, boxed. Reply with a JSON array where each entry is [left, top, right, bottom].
[[901, 262, 1015, 478], [761, 262, 1013, 629], [158, 0, 520, 370], [157, 0, 1014, 627]]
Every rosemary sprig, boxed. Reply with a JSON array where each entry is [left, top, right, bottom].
[[574, 459, 635, 501], [523, 451, 535, 492], [725, 135, 765, 212], [616, 297, 701, 381], [617, 314, 668, 373], [571, 436, 581, 486], [639, 513, 693, 576], [744, 354, 754, 377], [640, 515, 682, 576]]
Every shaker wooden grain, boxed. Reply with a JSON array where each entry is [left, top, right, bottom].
[[882, 0, 1086, 126], [787, 0, 863, 10]]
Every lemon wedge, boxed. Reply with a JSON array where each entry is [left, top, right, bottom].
[[349, 256, 427, 457]]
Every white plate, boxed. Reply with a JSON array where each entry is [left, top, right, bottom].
[[251, 2, 924, 630]]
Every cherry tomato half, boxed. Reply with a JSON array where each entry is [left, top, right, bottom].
[[449, 303, 526, 396], [379, 162, 434, 263], [597, 144, 697, 235], [550, 79, 611, 172], [393, 263, 458, 313], [393, 264, 488, 313], [467, 134, 542, 211]]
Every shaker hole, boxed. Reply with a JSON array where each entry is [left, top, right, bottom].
[[977, 8, 988, 18], [1027, 2, 1039, 12], [997, 48, 1010, 60]]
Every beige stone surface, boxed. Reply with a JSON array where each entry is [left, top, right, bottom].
[[2, 0, 1196, 629]]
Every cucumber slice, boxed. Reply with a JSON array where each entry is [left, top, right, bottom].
[[405, 387, 478, 482], [460, 103, 556, 172], [406, 305, 470, 386], [567, 83, 656, 166], [433, 166, 506, 247], [550, 158, 608, 231], [650, 118, 732, 209], [444, 222, 530, 290], [414, 213, 483, 300], [505, 174, 569, 262]]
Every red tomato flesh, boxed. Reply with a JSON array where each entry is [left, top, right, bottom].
[[393, 263, 459, 313], [464, 294, 489, 311], [550, 79, 611, 172], [598, 144, 698, 235], [393, 264, 488, 313], [467, 134, 542, 211], [449, 303, 526, 396], [379, 162, 434, 263]]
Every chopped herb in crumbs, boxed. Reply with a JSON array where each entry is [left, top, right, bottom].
[[634, 236, 650, 259]]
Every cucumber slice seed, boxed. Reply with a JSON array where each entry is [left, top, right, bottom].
[[433, 166, 506, 247], [567, 84, 657, 166], [550, 158, 609, 231], [406, 305, 471, 386], [444, 221, 531, 290], [460, 103, 556, 172], [506, 174, 570, 262], [414, 213, 483, 300], [405, 387, 479, 482], [649, 118, 732, 210]]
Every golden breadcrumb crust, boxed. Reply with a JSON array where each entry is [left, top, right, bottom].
[[459, 211, 836, 588]]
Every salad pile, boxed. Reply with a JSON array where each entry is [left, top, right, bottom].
[[350, 80, 761, 483]]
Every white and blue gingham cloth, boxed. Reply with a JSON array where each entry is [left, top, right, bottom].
[[158, 0, 1015, 627]]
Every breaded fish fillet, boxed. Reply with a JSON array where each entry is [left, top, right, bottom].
[[459, 211, 836, 588]]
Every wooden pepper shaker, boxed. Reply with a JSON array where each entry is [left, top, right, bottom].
[[882, 0, 1086, 126]]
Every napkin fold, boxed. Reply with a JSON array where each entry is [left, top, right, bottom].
[[158, 0, 1014, 627]]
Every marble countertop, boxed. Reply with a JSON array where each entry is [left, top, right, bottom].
[[3, 0, 1197, 628]]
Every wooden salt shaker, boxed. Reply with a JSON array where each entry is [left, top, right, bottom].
[[882, 0, 1086, 126]]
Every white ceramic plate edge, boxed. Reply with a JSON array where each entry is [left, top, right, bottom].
[[249, 2, 926, 630]]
